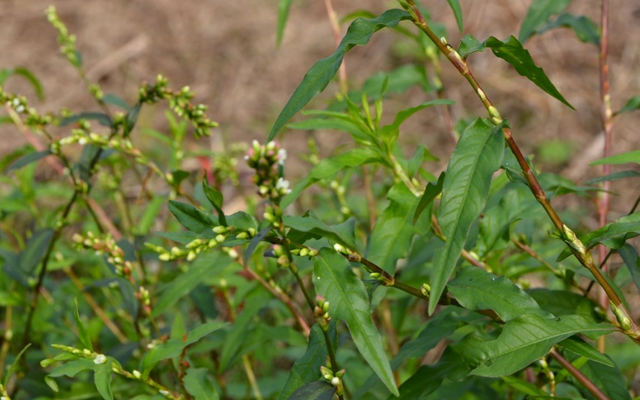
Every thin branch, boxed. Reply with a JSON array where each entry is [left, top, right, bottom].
[[548, 348, 610, 400]]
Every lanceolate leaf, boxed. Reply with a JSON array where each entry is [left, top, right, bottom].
[[93, 362, 114, 400], [314, 248, 398, 396], [367, 184, 418, 273], [590, 149, 640, 166], [413, 171, 445, 225], [448, 267, 550, 322], [535, 13, 600, 46], [619, 244, 640, 295], [616, 96, 640, 115], [184, 368, 220, 400], [268, 9, 411, 141], [287, 381, 336, 400], [461, 314, 613, 377], [428, 119, 504, 314], [276, 0, 295, 48], [379, 99, 454, 149], [279, 323, 337, 400], [5, 150, 52, 172], [558, 337, 614, 367], [577, 358, 632, 400], [168, 200, 217, 233], [74, 298, 93, 351], [485, 36, 574, 109], [585, 170, 640, 185], [518, 0, 572, 43], [446, 0, 463, 33], [284, 214, 356, 249]]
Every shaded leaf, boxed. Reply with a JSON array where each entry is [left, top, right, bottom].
[[3, 344, 31, 387], [48, 358, 95, 378], [379, 99, 454, 149], [429, 119, 504, 314], [314, 248, 398, 396], [94, 362, 114, 400], [367, 184, 418, 273], [279, 323, 337, 400], [74, 298, 93, 351], [168, 200, 217, 234], [619, 245, 640, 296], [5, 150, 52, 172], [287, 381, 336, 400], [457, 34, 483, 59], [448, 267, 550, 322], [527, 289, 603, 324], [518, 0, 572, 43], [460, 314, 613, 377], [20, 228, 54, 273], [585, 170, 640, 185], [101, 94, 130, 109], [203, 179, 227, 226], [142, 322, 226, 379], [413, 171, 444, 225], [284, 214, 356, 249], [184, 368, 220, 400], [0, 67, 45, 99], [243, 226, 272, 265], [535, 13, 599, 45], [577, 358, 632, 400], [268, 9, 411, 141], [125, 103, 142, 136], [60, 112, 112, 127], [218, 297, 264, 372], [501, 376, 548, 397], [558, 337, 614, 367]]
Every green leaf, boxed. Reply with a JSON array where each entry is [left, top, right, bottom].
[[5, 150, 52, 173], [457, 34, 483, 59], [184, 368, 220, 400], [314, 248, 398, 396], [277, 0, 294, 48], [527, 289, 602, 324], [535, 13, 599, 46], [460, 314, 613, 377], [142, 322, 226, 379], [501, 376, 548, 397], [202, 179, 227, 226], [585, 170, 640, 185], [446, 0, 463, 33], [577, 359, 632, 400], [20, 228, 54, 273], [518, 0, 572, 43], [135, 195, 166, 235], [243, 226, 272, 265], [557, 212, 640, 261], [279, 323, 337, 400], [311, 148, 383, 180], [153, 253, 232, 317], [125, 103, 142, 136], [44, 375, 59, 392], [617, 96, 640, 115], [168, 200, 217, 233], [413, 171, 444, 225], [485, 36, 574, 109], [60, 112, 112, 127], [284, 214, 356, 249], [268, 9, 411, 141], [94, 362, 114, 400], [619, 245, 640, 296], [101, 94, 130, 109], [3, 344, 30, 387], [287, 381, 336, 400], [448, 267, 550, 322], [1, 67, 45, 100], [48, 358, 95, 378], [218, 296, 264, 372], [367, 183, 418, 273], [379, 99, 454, 149], [74, 298, 93, 351], [429, 119, 504, 314], [590, 149, 640, 166], [558, 337, 614, 367]]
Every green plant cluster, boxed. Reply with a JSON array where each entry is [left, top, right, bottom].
[[2, 1, 640, 400]]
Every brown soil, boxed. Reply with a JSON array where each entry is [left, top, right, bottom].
[[1, 0, 640, 217]]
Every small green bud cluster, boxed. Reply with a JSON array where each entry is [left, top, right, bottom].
[[421, 283, 431, 298], [73, 232, 133, 278], [1, 90, 54, 128], [263, 204, 283, 228], [246, 140, 290, 202], [289, 246, 319, 258], [49, 344, 105, 364], [320, 364, 345, 396], [147, 225, 231, 262], [137, 286, 151, 314], [332, 243, 361, 262], [138, 75, 217, 138], [235, 227, 257, 240], [46, 6, 81, 68], [271, 245, 290, 268], [314, 295, 331, 331]]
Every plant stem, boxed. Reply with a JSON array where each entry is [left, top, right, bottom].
[[597, 0, 613, 339], [548, 348, 610, 400], [323, 0, 347, 94], [400, 0, 640, 340]]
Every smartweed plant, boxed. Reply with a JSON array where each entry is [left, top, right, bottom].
[[1, 1, 640, 399]]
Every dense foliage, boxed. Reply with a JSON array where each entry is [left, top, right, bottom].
[[1, 1, 640, 399]]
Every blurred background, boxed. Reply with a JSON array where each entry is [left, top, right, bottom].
[[1, 0, 640, 218]]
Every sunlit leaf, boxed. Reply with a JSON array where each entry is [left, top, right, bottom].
[[429, 119, 504, 314], [168, 200, 217, 233], [314, 248, 398, 396], [446, 0, 463, 33], [616, 96, 640, 115], [590, 149, 640, 166], [269, 9, 411, 141]]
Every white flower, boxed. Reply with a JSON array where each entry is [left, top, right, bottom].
[[93, 354, 107, 365], [276, 177, 291, 194], [159, 390, 170, 397], [278, 148, 287, 166]]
